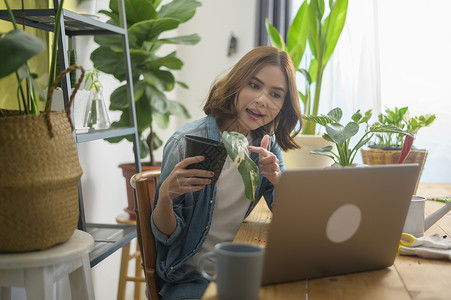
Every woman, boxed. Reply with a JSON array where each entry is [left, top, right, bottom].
[[151, 46, 302, 299]]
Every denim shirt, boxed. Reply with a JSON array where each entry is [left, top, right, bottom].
[[151, 115, 285, 300]]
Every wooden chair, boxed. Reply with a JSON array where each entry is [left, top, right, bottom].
[[130, 170, 161, 300]]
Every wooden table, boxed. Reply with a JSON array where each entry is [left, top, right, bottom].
[[202, 183, 451, 299]]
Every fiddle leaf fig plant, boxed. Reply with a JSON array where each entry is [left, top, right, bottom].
[[266, 0, 349, 134], [90, 0, 201, 165], [304, 108, 412, 166], [221, 131, 259, 201]]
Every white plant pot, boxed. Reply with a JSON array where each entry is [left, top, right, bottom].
[[282, 135, 336, 170]]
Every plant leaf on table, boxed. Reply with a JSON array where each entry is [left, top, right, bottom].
[[221, 131, 259, 201]]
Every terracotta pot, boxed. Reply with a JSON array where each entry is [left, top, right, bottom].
[[119, 163, 161, 219]]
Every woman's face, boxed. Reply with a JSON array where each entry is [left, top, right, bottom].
[[229, 65, 287, 135]]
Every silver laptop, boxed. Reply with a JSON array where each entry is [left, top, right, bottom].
[[262, 164, 420, 285]]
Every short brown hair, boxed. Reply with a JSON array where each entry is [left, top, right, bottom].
[[203, 46, 302, 150]]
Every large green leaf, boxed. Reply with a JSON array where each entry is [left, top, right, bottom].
[[221, 131, 260, 201], [143, 69, 175, 91], [286, 1, 308, 68], [168, 100, 190, 119], [159, 0, 202, 23], [0, 30, 45, 78], [98, 9, 120, 26], [128, 18, 180, 48], [110, 0, 158, 24], [159, 34, 201, 45], [303, 114, 335, 126], [90, 47, 127, 81], [265, 19, 286, 51], [323, 0, 348, 64], [326, 122, 359, 146], [146, 52, 183, 70], [327, 107, 343, 122], [153, 111, 170, 129], [110, 84, 130, 110], [145, 84, 169, 114], [94, 34, 123, 49]]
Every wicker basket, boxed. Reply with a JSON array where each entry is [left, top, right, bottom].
[[361, 148, 428, 194], [0, 66, 84, 252]]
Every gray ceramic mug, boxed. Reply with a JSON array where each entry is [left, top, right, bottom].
[[199, 242, 265, 300]]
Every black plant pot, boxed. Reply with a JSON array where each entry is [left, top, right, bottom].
[[184, 135, 228, 185]]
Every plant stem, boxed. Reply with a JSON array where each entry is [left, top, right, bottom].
[[47, 0, 65, 93], [4, 0, 17, 30]]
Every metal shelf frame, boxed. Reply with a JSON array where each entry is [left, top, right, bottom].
[[1, 0, 142, 267]]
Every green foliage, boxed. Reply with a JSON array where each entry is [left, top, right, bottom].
[[370, 107, 436, 148], [221, 131, 259, 201], [0, 0, 65, 115], [90, 0, 201, 165], [304, 107, 412, 166], [266, 0, 348, 134]]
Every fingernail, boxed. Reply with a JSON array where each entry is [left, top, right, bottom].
[[210, 171, 214, 177]]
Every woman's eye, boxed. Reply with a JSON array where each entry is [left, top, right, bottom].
[[271, 92, 281, 99], [249, 82, 259, 89]]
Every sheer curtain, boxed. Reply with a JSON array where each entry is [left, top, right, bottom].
[[288, 0, 450, 182]]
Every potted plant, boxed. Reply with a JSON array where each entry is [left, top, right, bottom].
[[89, 0, 201, 218], [90, 0, 201, 165], [303, 107, 411, 166], [265, 0, 349, 168], [0, 0, 83, 251], [360, 106, 436, 191]]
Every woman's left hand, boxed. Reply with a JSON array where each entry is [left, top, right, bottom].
[[248, 134, 282, 185]]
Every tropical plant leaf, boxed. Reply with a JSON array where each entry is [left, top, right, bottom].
[[146, 84, 169, 114], [159, 33, 201, 45], [303, 114, 335, 126], [369, 124, 412, 136], [93, 34, 123, 49], [286, 1, 308, 55], [143, 69, 175, 92], [90, 47, 128, 81], [327, 107, 343, 122], [221, 131, 259, 201], [0, 30, 45, 78], [323, 0, 348, 64], [145, 52, 183, 70], [168, 100, 191, 119], [159, 0, 202, 23], [128, 18, 180, 48], [326, 122, 359, 146], [265, 19, 286, 51], [110, 84, 129, 109], [153, 111, 170, 129], [110, 0, 158, 24]]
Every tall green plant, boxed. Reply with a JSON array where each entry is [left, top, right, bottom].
[[90, 0, 201, 165], [0, 0, 66, 116], [266, 0, 348, 134]]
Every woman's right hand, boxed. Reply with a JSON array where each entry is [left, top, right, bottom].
[[159, 156, 214, 201]]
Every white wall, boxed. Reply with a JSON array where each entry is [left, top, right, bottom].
[[77, 1, 256, 299]]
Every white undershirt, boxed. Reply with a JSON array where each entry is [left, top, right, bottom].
[[185, 155, 250, 273]]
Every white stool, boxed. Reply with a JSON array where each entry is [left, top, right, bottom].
[[0, 229, 95, 300]]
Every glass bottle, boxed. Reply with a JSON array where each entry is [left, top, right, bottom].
[[83, 82, 110, 130]]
